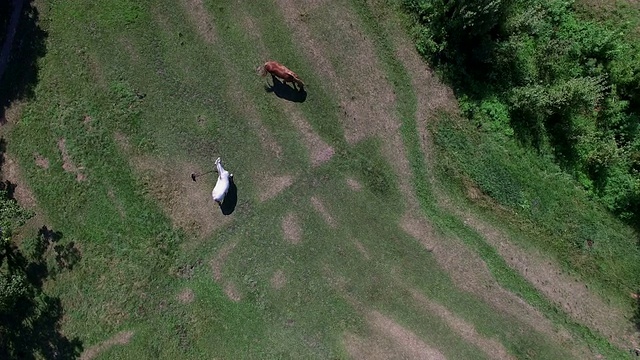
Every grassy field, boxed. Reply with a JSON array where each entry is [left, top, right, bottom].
[[2, 0, 639, 359]]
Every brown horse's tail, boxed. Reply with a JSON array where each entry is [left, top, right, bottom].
[[256, 63, 267, 77]]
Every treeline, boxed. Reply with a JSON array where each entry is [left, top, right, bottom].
[[402, 0, 640, 225]]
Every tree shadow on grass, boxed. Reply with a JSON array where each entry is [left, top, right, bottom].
[[264, 75, 307, 103], [0, 0, 47, 122], [0, 226, 83, 359]]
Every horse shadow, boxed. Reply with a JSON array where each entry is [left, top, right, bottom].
[[264, 75, 307, 103], [219, 177, 237, 215]]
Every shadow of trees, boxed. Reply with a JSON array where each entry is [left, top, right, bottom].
[[0, 4, 79, 352], [0, 0, 47, 122], [1, 226, 83, 359]]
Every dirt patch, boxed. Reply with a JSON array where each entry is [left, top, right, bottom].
[[344, 332, 408, 360], [352, 239, 370, 260], [210, 240, 238, 282], [180, 0, 217, 44], [367, 310, 447, 360], [281, 101, 334, 167], [1, 155, 37, 209], [224, 281, 242, 302], [58, 138, 86, 182], [346, 178, 362, 191], [119, 37, 140, 63], [178, 287, 195, 304], [113, 132, 131, 153], [270, 269, 287, 289], [274, 0, 398, 144], [33, 153, 49, 169], [282, 212, 302, 244], [257, 173, 294, 202], [461, 213, 638, 350], [80, 330, 134, 360], [400, 212, 436, 251], [410, 289, 514, 360], [383, 131, 422, 213], [310, 196, 336, 228], [134, 156, 231, 238], [107, 188, 126, 219]]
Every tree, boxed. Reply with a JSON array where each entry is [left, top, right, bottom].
[[0, 188, 82, 359]]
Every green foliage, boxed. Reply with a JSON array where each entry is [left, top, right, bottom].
[[433, 115, 640, 304], [0, 190, 34, 239], [0, 193, 81, 358], [403, 0, 640, 226]]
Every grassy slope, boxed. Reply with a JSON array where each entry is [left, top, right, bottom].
[[4, 0, 636, 358]]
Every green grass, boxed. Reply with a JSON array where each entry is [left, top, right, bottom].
[[3, 0, 638, 359]]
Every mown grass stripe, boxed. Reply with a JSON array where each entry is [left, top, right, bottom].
[[348, 0, 627, 358]]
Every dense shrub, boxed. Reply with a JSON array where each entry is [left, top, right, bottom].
[[403, 0, 640, 226]]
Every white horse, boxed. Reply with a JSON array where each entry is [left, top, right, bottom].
[[212, 157, 233, 205]]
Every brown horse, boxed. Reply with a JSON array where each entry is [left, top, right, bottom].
[[257, 61, 305, 90]]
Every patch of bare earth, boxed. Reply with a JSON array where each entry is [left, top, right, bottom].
[[344, 332, 410, 360], [257, 173, 294, 202], [80, 330, 134, 360], [33, 153, 49, 169], [275, 0, 398, 144], [119, 37, 140, 63], [58, 138, 86, 182], [281, 101, 334, 167], [461, 213, 638, 350], [282, 212, 302, 244], [180, 0, 217, 44], [210, 240, 238, 282], [224, 281, 242, 302], [346, 178, 362, 191], [113, 132, 131, 153], [107, 188, 126, 219], [410, 289, 514, 360], [352, 239, 370, 260], [133, 156, 231, 238], [270, 269, 287, 289], [0, 152, 50, 245], [310, 196, 336, 228], [1, 155, 37, 209], [178, 287, 195, 304]]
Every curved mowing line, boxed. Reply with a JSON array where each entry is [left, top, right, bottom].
[[347, 0, 625, 358]]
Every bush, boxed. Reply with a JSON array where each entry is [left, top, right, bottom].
[[402, 0, 640, 226]]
